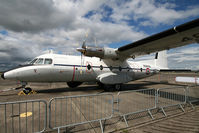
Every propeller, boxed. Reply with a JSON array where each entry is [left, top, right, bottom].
[[76, 31, 88, 55], [77, 42, 86, 55], [77, 31, 113, 61], [78, 32, 88, 74]]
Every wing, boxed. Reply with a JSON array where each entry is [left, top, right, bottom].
[[117, 18, 199, 59]]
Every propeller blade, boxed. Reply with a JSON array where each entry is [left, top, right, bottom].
[[82, 41, 86, 49]]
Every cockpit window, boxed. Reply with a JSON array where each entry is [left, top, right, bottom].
[[29, 58, 52, 65], [35, 58, 44, 64], [29, 58, 37, 64], [44, 58, 52, 64]]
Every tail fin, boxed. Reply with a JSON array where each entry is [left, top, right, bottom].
[[155, 50, 168, 69]]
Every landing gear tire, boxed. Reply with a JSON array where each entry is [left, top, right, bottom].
[[98, 82, 122, 92], [104, 85, 114, 92], [114, 84, 122, 91], [97, 82, 104, 89], [23, 87, 32, 94], [104, 84, 122, 92], [67, 82, 82, 88]]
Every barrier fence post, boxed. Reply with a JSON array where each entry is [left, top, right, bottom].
[[99, 119, 104, 133], [155, 89, 158, 108]]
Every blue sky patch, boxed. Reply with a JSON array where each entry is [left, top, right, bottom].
[[0, 30, 8, 35]]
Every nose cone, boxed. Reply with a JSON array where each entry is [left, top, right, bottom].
[[76, 48, 84, 52], [2, 71, 17, 80], [1, 73, 5, 79]]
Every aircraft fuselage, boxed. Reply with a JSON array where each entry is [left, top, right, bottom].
[[2, 54, 158, 85]]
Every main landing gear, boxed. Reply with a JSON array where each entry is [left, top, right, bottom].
[[67, 81, 82, 88], [98, 82, 122, 91]]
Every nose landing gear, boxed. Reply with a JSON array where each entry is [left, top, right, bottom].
[[17, 82, 36, 95], [0, 82, 36, 95], [18, 88, 36, 95]]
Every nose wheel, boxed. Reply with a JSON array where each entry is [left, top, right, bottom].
[[17, 82, 36, 95], [18, 87, 36, 95], [0, 82, 36, 95], [23, 87, 32, 94]]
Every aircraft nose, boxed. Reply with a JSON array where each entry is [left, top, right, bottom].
[[2, 71, 17, 80], [1, 73, 5, 79]]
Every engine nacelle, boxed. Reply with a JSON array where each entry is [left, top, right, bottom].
[[77, 46, 119, 60], [104, 48, 118, 59]]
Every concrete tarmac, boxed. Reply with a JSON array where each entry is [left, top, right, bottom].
[[0, 73, 198, 133]]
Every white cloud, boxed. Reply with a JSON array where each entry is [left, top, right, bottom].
[[196, 65, 199, 70], [109, 0, 199, 26], [132, 45, 199, 70], [0, 0, 199, 71], [167, 45, 199, 69]]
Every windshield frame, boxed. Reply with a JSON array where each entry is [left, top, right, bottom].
[[29, 58, 38, 64], [29, 58, 53, 65]]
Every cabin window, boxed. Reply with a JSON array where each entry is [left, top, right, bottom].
[[100, 65, 103, 70], [87, 64, 92, 70], [44, 58, 52, 64], [35, 58, 44, 64]]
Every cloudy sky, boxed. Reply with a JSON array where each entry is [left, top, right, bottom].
[[0, 0, 199, 71]]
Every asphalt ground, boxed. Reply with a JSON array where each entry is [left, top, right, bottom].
[[0, 72, 198, 133]]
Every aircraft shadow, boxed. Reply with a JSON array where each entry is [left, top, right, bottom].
[[36, 85, 102, 93], [120, 81, 182, 91], [0, 93, 19, 96], [36, 81, 181, 94]]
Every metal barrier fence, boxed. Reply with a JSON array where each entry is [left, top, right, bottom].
[[117, 87, 189, 126], [0, 99, 47, 133], [157, 87, 186, 116], [186, 86, 199, 103], [49, 93, 114, 133], [117, 88, 156, 127], [0, 86, 198, 133]]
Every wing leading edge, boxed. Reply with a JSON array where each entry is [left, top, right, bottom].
[[117, 18, 199, 59]]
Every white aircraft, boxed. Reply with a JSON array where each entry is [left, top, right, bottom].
[[1, 18, 199, 94]]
